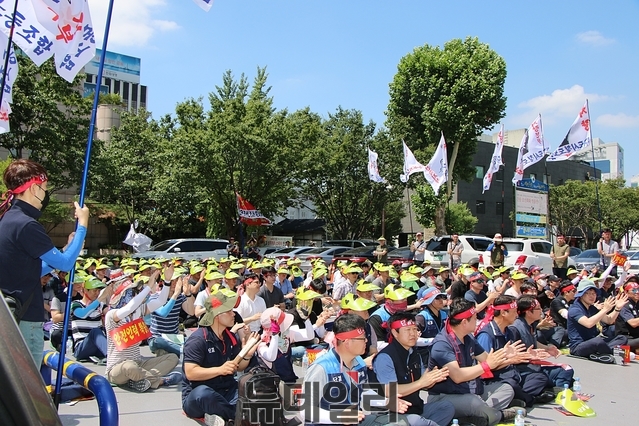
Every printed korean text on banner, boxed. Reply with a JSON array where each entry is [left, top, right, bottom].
[[512, 115, 547, 185], [547, 102, 591, 162], [193, 0, 214, 11], [0, 0, 55, 66], [423, 132, 449, 195], [367, 148, 386, 183], [237, 193, 272, 226], [482, 124, 504, 193], [0, 30, 18, 105], [32, 0, 96, 82], [399, 141, 426, 183]]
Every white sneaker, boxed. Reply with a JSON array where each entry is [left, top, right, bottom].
[[204, 413, 226, 426]]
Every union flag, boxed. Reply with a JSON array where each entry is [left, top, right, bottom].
[[236, 193, 272, 226]]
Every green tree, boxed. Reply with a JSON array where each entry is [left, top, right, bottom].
[[154, 68, 299, 239], [445, 202, 478, 235], [294, 107, 404, 239], [386, 37, 507, 235], [0, 54, 93, 191]]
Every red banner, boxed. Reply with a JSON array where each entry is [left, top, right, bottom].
[[613, 253, 627, 267], [108, 318, 152, 351], [236, 193, 272, 226]]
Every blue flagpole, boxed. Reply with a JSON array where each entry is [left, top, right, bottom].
[[54, 0, 117, 408]]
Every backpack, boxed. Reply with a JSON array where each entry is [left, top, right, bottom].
[[236, 365, 291, 426]]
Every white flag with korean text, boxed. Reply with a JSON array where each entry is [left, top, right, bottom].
[[32, 0, 96, 82], [0, 0, 55, 66], [0, 30, 18, 105], [423, 132, 448, 195], [512, 115, 546, 185], [482, 124, 505, 193], [367, 148, 386, 183], [193, 0, 214, 11], [547, 102, 591, 162], [399, 141, 426, 183]]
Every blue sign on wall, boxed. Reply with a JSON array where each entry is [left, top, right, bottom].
[[516, 226, 547, 238], [516, 178, 549, 193]]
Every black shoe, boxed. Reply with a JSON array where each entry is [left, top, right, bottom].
[[509, 398, 527, 408], [534, 390, 556, 405]]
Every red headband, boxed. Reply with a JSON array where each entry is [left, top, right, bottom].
[[390, 319, 417, 330], [335, 327, 365, 340], [519, 299, 540, 313], [625, 282, 639, 292], [0, 174, 47, 212], [452, 306, 476, 320], [493, 301, 518, 311], [561, 284, 576, 294]]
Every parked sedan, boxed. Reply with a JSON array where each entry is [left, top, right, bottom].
[[573, 249, 601, 271], [299, 246, 351, 272], [387, 246, 414, 264], [265, 246, 315, 261], [333, 245, 396, 264]]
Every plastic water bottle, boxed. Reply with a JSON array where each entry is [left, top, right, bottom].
[[302, 353, 309, 372], [561, 383, 569, 400], [452, 420, 459, 425], [66, 337, 73, 356], [514, 409, 525, 426], [572, 377, 581, 393]]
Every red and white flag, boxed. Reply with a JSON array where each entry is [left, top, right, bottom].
[[236, 193, 272, 226], [0, 100, 11, 134], [193, 0, 214, 11], [482, 124, 505, 193], [512, 115, 547, 185], [547, 101, 592, 162], [399, 141, 426, 183], [0, 0, 55, 66], [32, 0, 96, 82], [423, 132, 449, 196], [367, 148, 386, 183]]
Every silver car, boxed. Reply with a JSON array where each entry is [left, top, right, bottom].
[[130, 238, 229, 261], [299, 246, 351, 272]]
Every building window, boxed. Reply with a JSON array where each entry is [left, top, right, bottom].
[[530, 173, 536, 180], [122, 82, 129, 100], [475, 166, 484, 179], [496, 202, 503, 215], [476, 200, 485, 215], [141, 85, 147, 105], [113, 80, 120, 95], [543, 174, 550, 184], [104, 78, 111, 91], [132, 84, 138, 102], [496, 169, 503, 182], [86, 74, 93, 83]]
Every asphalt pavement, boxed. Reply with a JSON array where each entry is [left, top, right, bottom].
[[55, 346, 635, 426]]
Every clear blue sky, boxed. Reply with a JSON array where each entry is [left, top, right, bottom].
[[89, 0, 639, 178]]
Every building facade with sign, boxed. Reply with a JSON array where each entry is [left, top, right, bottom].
[[83, 49, 147, 112], [453, 139, 600, 239]]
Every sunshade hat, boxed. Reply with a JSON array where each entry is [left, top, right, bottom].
[[198, 290, 241, 327], [356, 280, 379, 292], [575, 279, 597, 298], [340, 293, 377, 311], [384, 284, 414, 301], [260, 307, 294, 332], [296, 286, 322, 301], [421, 286, 448, 305]]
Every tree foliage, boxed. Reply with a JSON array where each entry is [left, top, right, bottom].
[[0, 54, 93, 191], [295, 107, 404, 239], [412, 184, 476, 235], [386, 37, 507, 235], [549, 178, 639, 248]]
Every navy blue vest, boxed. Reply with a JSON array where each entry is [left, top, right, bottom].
[[378, 339, 423, 416]]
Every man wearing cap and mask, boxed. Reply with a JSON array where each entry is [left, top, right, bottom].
[[449, 267, 472, 301], [182, 290, 260, 426], [374, 236, 389, 263], [299, 313, 411, 426], [427, 299, 521, 425], [369, 284, 415, 343], [416, 287, 449, 343], [615, 277, 639, 352], [411, 232, 427, 263], [567, 279, 629, 362], [465, 272, 499, 320], [373, 312, 456, 426], [487, 234, 508, 268]]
